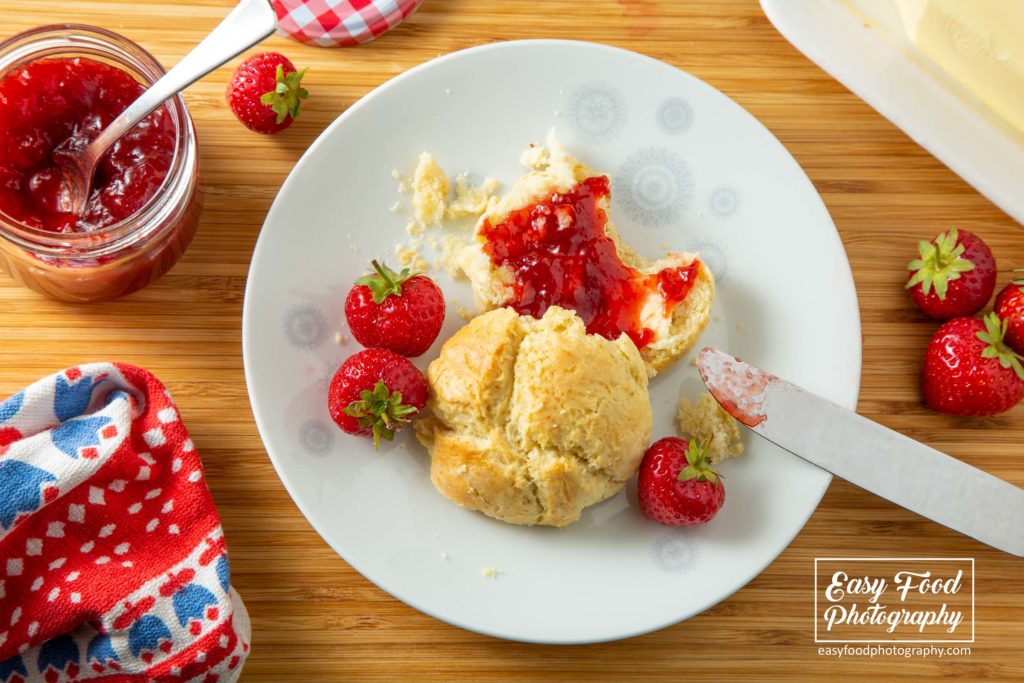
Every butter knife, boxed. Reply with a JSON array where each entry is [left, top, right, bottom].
[[696, 346, 1024, 557]]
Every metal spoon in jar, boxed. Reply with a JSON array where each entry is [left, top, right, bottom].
[[53, 0, 277, 216]]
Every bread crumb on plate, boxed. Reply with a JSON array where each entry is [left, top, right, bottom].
[[408, 158, 498, 228], [391, 168, 411, 194], [391, 154, 499, 278], [394, 239, 429, 272], [412, 152, 449, 228], [481, 567, 499, 578], [446, 174, 500, 220], [433, 233, 471, 281], [677, 392, 744, 462]]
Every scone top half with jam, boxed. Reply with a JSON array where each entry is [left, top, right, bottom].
[[458, 132, 715, 376]]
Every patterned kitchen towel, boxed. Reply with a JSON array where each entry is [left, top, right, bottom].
[[0, 364, 249, 683]]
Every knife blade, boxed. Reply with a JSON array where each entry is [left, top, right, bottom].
[[696, 346, 1024, 557]]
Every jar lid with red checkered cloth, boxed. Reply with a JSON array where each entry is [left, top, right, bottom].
[[272, 0, 423, 48]]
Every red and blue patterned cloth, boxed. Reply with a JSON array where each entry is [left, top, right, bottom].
[[0, 364, 249, 683]]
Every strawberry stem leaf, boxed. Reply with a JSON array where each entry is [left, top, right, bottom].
[[1010, 356, 1024, 380], [260, 64, 309, 125], [905, 227, 974, 299], [976, 312, 1024, 381], [355, 260, 415, 304], [677, 438, 720, 485], [342, 379, 419, 449]]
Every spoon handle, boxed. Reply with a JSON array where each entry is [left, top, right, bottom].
[[92, 0, 278, 152]]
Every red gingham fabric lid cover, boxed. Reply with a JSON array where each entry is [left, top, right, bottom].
[[272, 0, 423, 47]]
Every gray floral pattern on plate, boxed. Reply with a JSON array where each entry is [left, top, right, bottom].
[[316, 360, 341, 389], [651, 531, 699, 574], [690, 241, 728, 283], [616, 148, 693, 228], [656, 97, 694, 135], [299, 420, 334, 455], [567, 82, 627, 142], [283, 305, 328, 349], [708, 186, 740, 217]]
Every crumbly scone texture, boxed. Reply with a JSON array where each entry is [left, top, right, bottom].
[[410, 152, 449, 229], [396, 153, 499, 274], [458, 132, 715, 376], [415, 306, 653, 527], [677, 392, 744, 463]]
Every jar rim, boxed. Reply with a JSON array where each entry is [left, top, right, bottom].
[[0, 24, 196, 256]]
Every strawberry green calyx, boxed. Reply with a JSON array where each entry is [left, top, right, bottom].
[[355, 260, 415, 304], [906, 227, 975, 299], [678, 439, 721, 485], [1012, 269, 1024, 287], [260, 64, 309, 125], [343, 380, 419, 449], [977, 313, 1024, 381]]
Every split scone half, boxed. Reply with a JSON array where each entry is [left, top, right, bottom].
[[415, 306, 652, 528], [457, 133, 715, 375]]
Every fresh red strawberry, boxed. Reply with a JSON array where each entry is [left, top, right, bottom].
[[328, 349, 427, 448], [344, 260, 446, 357], [226, 52, 308, 134], [637, 437, 724, 526], [994, 272, 1024, 355], [906, 227, 996, 320], [922, 313, 1024, 415]]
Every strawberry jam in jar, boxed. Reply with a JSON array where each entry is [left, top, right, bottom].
[[0, 25, 201, 302]]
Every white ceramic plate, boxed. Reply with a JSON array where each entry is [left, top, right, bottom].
[[761, 0, 1024, 227], [242, 40, 861, 644]]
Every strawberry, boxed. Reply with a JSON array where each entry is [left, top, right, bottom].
[[344, 260, 446, 357], [226, 52, 308, 134], [922, 313, 1024, 416], [637, 437, 725, 526], [906, 227, 996, 320], [994, 272, 1024, 355], [328, 349, 428, 448]]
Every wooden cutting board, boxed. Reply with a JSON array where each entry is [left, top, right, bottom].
[[0, 0, 1021, 679]]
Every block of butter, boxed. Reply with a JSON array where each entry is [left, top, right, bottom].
[[894, 0, 1024, 133]]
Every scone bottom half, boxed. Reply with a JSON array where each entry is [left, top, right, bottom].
[[414, 306, 653, 528], [458, 133, 715, 378]]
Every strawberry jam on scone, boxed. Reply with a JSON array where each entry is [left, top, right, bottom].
[[480, 175, 699, 349], [459, 132, 714, 375]]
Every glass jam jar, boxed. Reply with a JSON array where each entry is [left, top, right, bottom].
[[0, 25, 201, 303]]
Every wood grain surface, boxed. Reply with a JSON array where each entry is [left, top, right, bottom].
[[1, 0, 1022, 680]]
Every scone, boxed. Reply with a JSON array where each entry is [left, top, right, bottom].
[[677, 392, 744, 463], [458, 133, 714, 375], [415, 306, 652, 527]]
